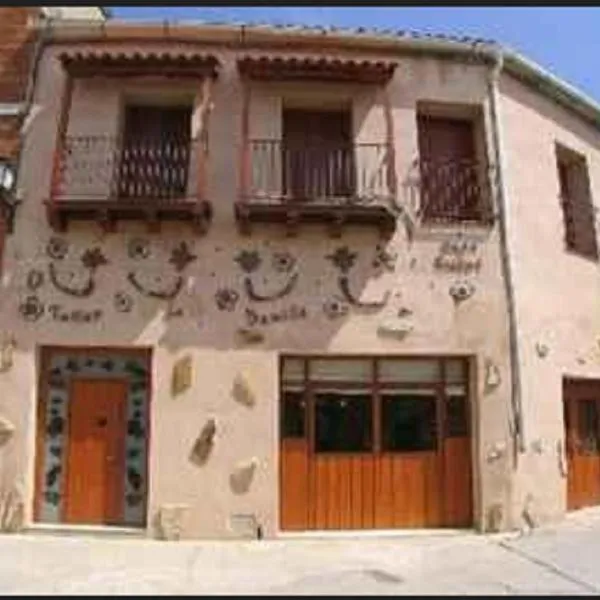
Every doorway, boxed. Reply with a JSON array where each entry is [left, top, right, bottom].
[[279, 356, 473, 531], [35, 348, 151, 528], [564, 377, 600, 510]]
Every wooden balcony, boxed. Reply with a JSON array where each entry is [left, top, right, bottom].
[[45, 134, 212, 234], [411, 158, 495, 226], [235, 140, 397, 237]]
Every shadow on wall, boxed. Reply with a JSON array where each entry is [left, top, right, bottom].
[[1, 223, 410, 354]]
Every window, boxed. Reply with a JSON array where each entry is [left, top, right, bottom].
[[417, 110, 489, 224], [445, 393, 469, 438], [381, 392, 437, 452], [118, 104, 193, 200], [282, 108, 355, 200], [281, 391, 306, 439], [315, 391, 372, 453], [556, 144, 598, 260]]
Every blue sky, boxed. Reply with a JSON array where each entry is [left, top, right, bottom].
[[112, 6, 600, 103]]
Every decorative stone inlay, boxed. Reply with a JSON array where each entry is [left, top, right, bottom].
[[535, 342, 549, 359], [229, 458, 259, 495], [189, 419, 216, 467], [449, 280, 475, 303], [153, 504, 190, 541], [0, 416, 15, 445], [232, 373, 256, 408], [483, 358, 501, 393], [40, 353, 149, 526]]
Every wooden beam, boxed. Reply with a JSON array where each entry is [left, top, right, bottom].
[[239, 79, 251, 202], [49, 72, 74, 201], [381, 88, 397, 201], [196, 77, 213, 202]]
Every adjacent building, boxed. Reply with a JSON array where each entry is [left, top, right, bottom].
[[0, 15, 599, 539]]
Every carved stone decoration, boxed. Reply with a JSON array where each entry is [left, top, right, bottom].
[[171, 355, 193, 397], [19, 295, 44, 322], [169, 241, 197, 273], [338, 276, 390, 310], [229, 457, 259, 495], [236, 328, 265, 344], [0, 416, 15, 446], [46, 237, 68, 261], [234, 249, 262, 274], [372, 244, 396, 271], [0, 485, 25, 533], [244, 272, 299, 303], [535, 342, 549, 359], [272, 251, 296, 274], [397, 307, 413, 318], [80, 248, 109, 271], [0, 337, 16, 373], [377, 321, 413, 341], [189, 418, 216, 467], [153, 504, 190, 541], [484, 358, 501, 394], [114, 292, 133, 314], [434, 233, 482, 273], [232, 373, 256, 408], [48, 263, 95, 298], [128, 238, 150, 260], [449, 280, 475, 303], [127, 272, 184, 300], [26, 270, 44, 291], [323, 298, 349, 320], [326, 246, 358, 273], [215, 288, 239, 312]]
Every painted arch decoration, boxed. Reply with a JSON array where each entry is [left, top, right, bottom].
[[39, 352, 149, 527]]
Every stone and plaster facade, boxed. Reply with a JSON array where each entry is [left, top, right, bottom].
[[0, 17, 597, 539]]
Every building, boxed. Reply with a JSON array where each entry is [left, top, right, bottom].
[[0, 15, 599, 539]]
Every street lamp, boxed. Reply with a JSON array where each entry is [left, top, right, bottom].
[[0, 159, 18, 233]]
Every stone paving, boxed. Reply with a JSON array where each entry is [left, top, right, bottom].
[[3, 510, 600, 595]]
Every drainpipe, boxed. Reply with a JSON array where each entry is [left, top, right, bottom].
[[8, 13, 51, 225], [485, 44, 526, 461]]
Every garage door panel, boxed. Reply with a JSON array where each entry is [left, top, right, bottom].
[[279, 357, 473, 532]]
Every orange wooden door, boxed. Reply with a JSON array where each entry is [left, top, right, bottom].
[[63, 378, 128, 525], [564, 380, 600, 510]]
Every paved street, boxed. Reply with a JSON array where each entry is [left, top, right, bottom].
[[3, 510, 600, 595]]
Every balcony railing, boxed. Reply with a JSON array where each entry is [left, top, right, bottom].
[[52, 135, 203, 203], [245, 140, 393, 205], [47, 134, 212, 233], [408, 158, 495, 225]]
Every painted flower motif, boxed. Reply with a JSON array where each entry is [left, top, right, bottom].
[[372, 244, 396, 272], [234, 250, 262, 274], [46, 237, 68, 260], [114, 292, 134, 313], [19, 295, 45, 322], [26, 269, 45, 291], [215, 288, 240, 312], [323, 298, 349, 320], [272, 251, 296, 274], [169, 241, 197, 272], [81, 247, 108, 270], [128, 238, 150, 260], [326, 246, 358, 273]]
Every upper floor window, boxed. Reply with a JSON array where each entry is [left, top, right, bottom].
[[555, 144, 598, 260], [118, 103, 193, 200], [416, 107, 492, 225]]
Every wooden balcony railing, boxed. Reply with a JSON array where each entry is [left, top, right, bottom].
[[245, 140, 393, 205], [47, 135, 212, 233], [236, 139, 396, 236], [412, 158, 495, 225]]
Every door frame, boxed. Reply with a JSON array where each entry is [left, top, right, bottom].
[[563, 376, 600, 511], [33, 346, 153, 527], [277, 354, 477, 532]]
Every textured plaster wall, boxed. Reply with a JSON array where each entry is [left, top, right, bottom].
[[0, 44, 515, 538], [498, 75, 600, 528]]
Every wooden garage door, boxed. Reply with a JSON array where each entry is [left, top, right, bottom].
[[280, 357, 473, 531], [564, 378, 600, 510]]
